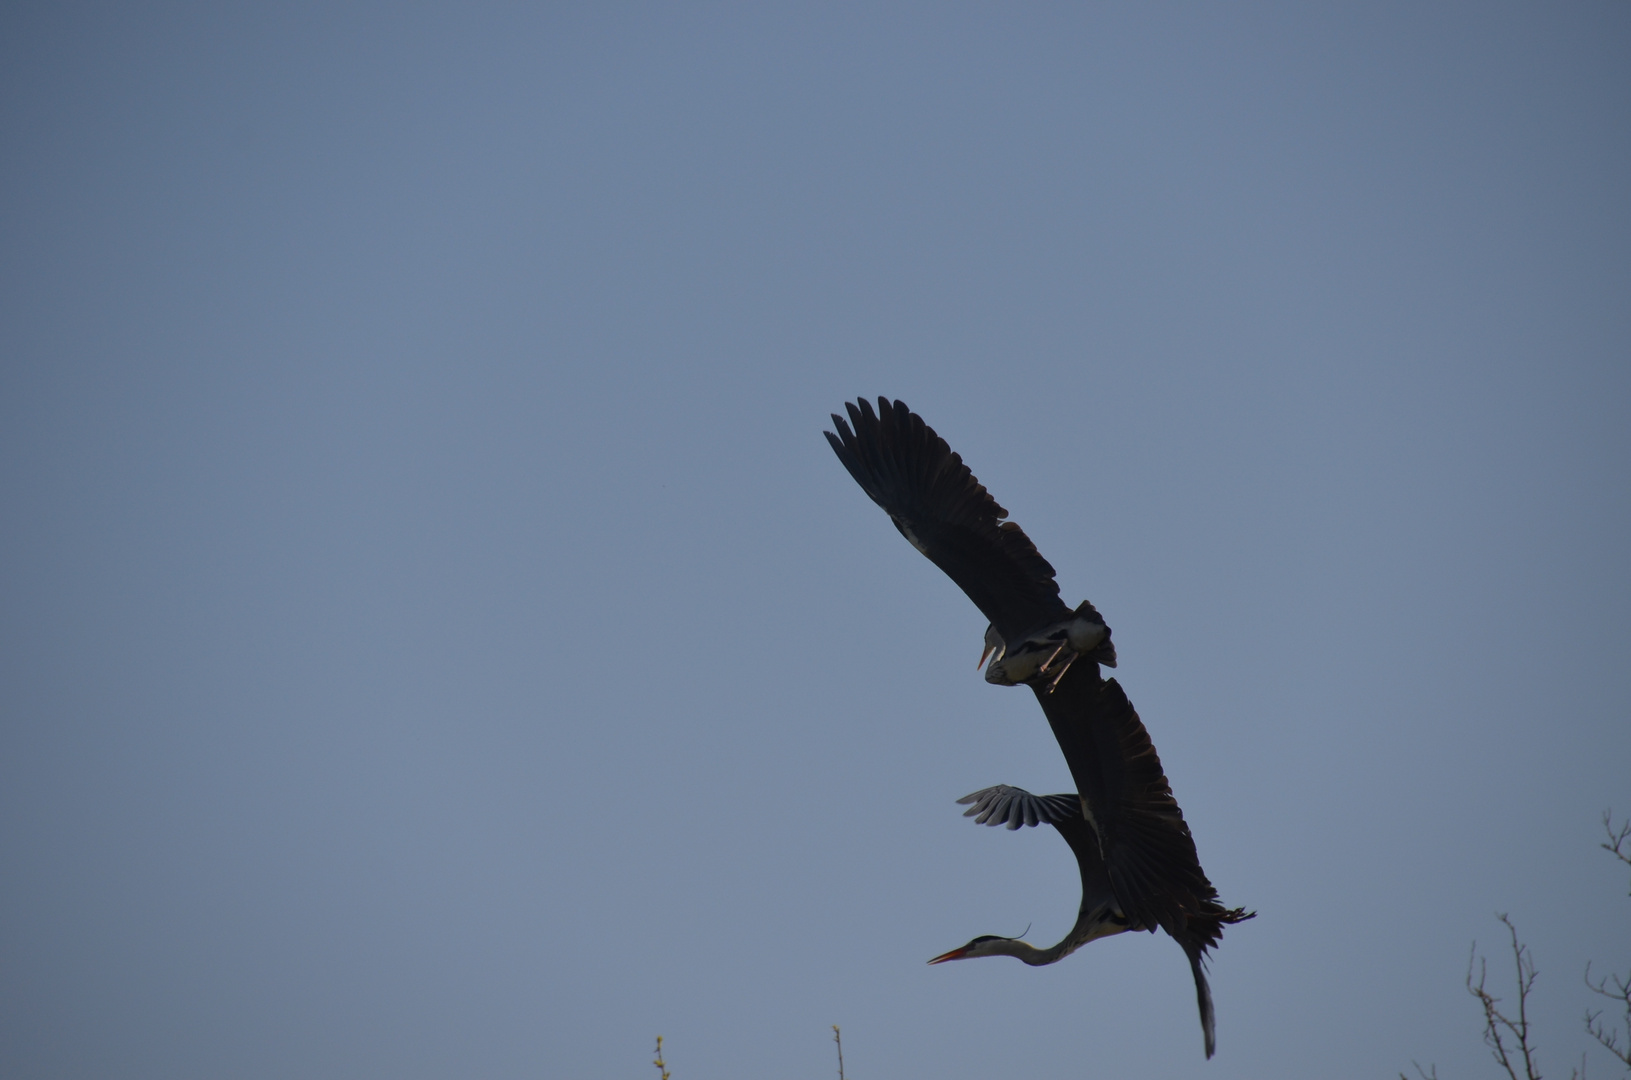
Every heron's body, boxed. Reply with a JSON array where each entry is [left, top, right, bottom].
[[982, 603, 1112, 689]]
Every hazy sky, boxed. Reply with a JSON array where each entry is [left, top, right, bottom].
[[3, 4, 1628, 1078]]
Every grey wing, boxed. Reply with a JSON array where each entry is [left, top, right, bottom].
[[957, 785, 1082, 830]]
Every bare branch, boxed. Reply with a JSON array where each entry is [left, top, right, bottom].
[[652, 1035, 672, 1080], [1602, 811, 1631, 896], [1468, 913, 1546, 1080], [1584, 958, 1631, 1069], [833, 1024, 846, 1080], [1577, 810, 1631, 1075], [1403, 813, 1628, 1080]]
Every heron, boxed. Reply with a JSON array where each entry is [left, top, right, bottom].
[[824, 397, 1116, 691], [824, 397, 1253, 1057], [929, 780, 1252, 1058]]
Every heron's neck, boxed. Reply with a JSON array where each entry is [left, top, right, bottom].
[[987, 936, 1081, 967]]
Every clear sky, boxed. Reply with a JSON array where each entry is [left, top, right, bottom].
[[3, 4, 1628, 1078]]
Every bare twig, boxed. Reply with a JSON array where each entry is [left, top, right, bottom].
[[1602, 811, 1631, 895], [1582, 811, 1631, 1072], [1585, 959, 1631, 1069], [1401, 812, 1628, 1080], [652, 1035, 671, 1080], [1468, 913, 1546, 1080], [833, 1024, 846, 1080]]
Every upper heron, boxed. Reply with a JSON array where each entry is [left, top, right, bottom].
[[824, 396, 1253, 1057], [824, 397, 1117, 690]]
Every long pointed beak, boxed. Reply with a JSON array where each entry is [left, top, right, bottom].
[[977, 642, 993, 669], [927, 946, 969, 965]]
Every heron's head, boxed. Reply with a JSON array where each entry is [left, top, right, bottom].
[[983, 657, 1020, 686], [927, 934, 1015, 964], [976, 624, 1005, 671]]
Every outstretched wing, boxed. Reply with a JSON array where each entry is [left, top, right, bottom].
[[825, 397, 1072, 641], [1034, 666, 1252, 949], [955, 783, 1132, 959], [1034, 667, 1253, 1058], [956, 785, 1082, 830]]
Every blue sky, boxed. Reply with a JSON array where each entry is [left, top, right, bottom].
[[3, 4, 1628, 1077]]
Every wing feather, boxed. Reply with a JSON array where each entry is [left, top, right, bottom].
[[957, 785, 1082, 830], [825, 397, 1072, 640], [1033, 667, 1254, 951]]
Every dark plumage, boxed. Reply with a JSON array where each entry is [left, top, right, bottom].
[[823, 397, 1063, 639], [1034, 665, 1250, 956], [824, 396, 1252, 1058], [940, 781, 1251, 1058]]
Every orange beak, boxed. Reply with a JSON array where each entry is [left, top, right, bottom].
[[927, 946, 969, 965]]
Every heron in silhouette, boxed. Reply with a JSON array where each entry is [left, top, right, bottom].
[[929, 783, 1249, 1058], [824, 397, 1253, 1058], [824, 397, 1116, 691]]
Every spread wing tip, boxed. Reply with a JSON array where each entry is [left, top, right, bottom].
[[822, 395, 1071, 642], [956, 785, 1078, 829]]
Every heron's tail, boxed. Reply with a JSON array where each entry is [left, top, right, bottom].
[[1173, 904, 1251, 1059], [1185, 943, 1217, 1059]]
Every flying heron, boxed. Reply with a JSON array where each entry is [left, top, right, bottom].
[[824, 397, 1116, 690], [930, 781, 1252, 1059], [824, 397, 1253, 1058]]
